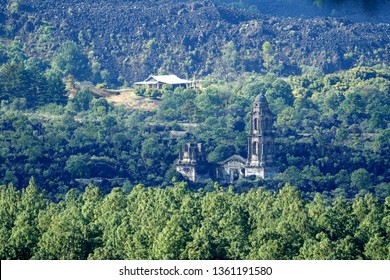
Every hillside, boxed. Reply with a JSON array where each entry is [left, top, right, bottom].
[[1, 0, 390, 85], [210, 0, 390, 23]]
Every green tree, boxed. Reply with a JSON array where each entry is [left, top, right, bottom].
[[221, 41, 240, 71], [34, 189, 91, 259], [248, 185, 308, 259], [383, 197, 390, 259], [353, 194, 386, 259], [185, 184, 250, 259], [262, 41, 275, 70], [152, 214, 188, 259], [81, 185, 103, 255], [69, 88, 94, 111], [0, 184, 20, 259], [303, 193, 360, 259], [299, 232, 337, 259], [0, 62, 67, 108], [350, 168, 372, 194], [207, 144, 235, 163], [89, 187, 128, 259], [8, 178, 47, 259], [51, 41, 91, 81], [0, 62, 32, 101], [44, 71, 68, 105], [6, 0, 25, 13], [364, 234, 388, 260], [265, 79, 294, 114], [65, 154, 90, 178]]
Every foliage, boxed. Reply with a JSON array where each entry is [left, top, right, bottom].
[[1, 0, 389, 86], [0, 65, 389, 202], [0, 62, 67, 108], [0, 0, 389, 261], [6, 0, 25, 14], [51, 41, 91, 81], [0, 32, 389, 261], [262, 41, 274, 70], [0, 182, 388, 260]]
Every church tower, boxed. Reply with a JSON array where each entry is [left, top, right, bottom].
[[176, 143, 210, 182], [245, 93, 277, 178]]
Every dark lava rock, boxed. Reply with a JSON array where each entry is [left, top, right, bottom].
[[0, 0, 389, 84]]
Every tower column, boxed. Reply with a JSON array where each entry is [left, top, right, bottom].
[[245, 93, 277, 178]]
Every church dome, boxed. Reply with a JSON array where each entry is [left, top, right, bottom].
[[254, 93, 267, 104]]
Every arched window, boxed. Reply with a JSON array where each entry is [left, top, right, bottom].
[[253, 142, 257, 155], [254, 118, 259, 130]]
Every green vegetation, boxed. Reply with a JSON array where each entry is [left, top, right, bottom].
[[0, 181, 389, 260], [51, 41, 91, 81], [262, 41, 275, 70], [6, 0, 25, 14], [0, 0, 389, 260], [1, 0, 389, 86], [0, 63, 389, 202], [134, 86, 163, 99], [0, 61, 67, 108]]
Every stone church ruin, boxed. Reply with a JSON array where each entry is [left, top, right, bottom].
[[176, 93, 278, 184]]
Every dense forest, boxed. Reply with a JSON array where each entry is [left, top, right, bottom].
[[0, 0, 389, 260], [1, 180, 389, 259], [1, 63, 389, 201]]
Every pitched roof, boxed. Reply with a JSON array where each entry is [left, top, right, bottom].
[[135, 74, 191, 85], [219, 154, 247, 165]]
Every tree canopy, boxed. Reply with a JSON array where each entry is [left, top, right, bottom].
[[0, 182, 389, 260]]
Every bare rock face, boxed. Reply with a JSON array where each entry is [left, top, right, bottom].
[[212, 0, 390, 23], [1, 0, 389, 84]]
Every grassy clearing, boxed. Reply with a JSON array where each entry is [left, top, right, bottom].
[[104, 89, 160, 111]]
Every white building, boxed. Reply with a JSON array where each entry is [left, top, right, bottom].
[[134, 74, 192, 89]]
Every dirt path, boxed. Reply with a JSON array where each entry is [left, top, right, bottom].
[[104, 89, 160, 111]]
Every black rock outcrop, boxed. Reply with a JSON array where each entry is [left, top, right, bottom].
[[0, 0, 389, 84]]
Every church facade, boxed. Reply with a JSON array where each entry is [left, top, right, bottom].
[[176, 93, 278, 184]]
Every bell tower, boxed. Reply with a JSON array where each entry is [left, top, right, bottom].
[[245, 93, 277, 178], [176, 143, 210, 182]]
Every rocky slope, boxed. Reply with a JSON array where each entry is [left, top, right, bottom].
[[0, 0, 389, 84], [211, 0, 390, 24]]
